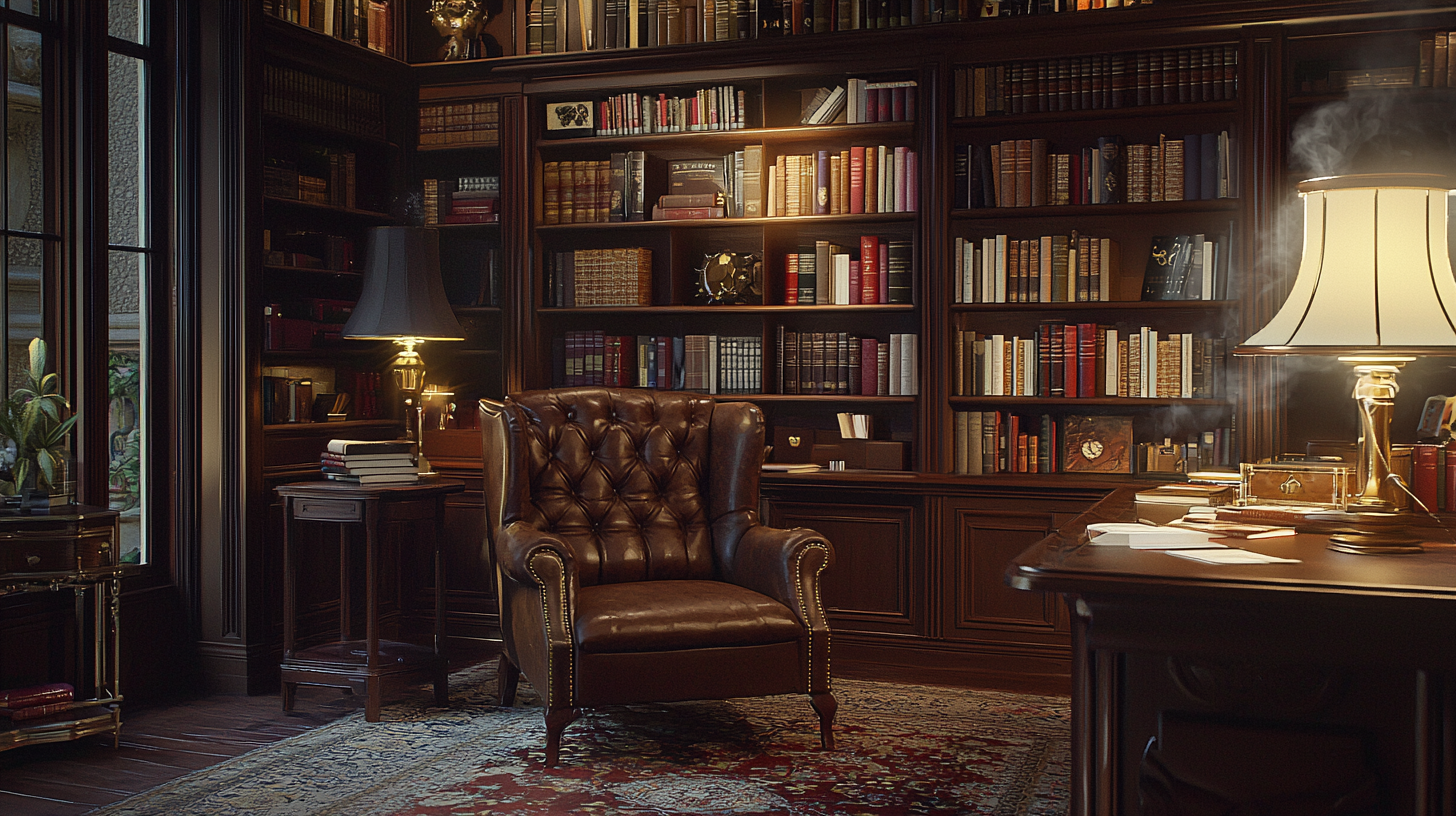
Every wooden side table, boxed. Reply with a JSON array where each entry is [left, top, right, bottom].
[[0, 506, 123, 751], [276, 480, 463, 722]]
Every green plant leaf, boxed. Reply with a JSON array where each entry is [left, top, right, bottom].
[[28, 338, 45, 380]]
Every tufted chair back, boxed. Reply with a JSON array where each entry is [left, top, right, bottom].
[[493, 387, 759, 587]]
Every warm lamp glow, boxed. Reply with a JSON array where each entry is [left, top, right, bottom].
[[1236, 174, 1456, 553], [341, 227, 464, 474], [1240, 174, 1456, 354]]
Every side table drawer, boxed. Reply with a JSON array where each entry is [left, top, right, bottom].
[[294, 498, 363, 522], [1, 539, 77, 574]]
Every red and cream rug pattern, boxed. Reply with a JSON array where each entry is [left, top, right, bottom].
[[92, 664, 1069, 815]]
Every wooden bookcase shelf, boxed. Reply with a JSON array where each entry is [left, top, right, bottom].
[[232, 2, 1456, 694]]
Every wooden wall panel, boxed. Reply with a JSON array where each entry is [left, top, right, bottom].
[[767, 499, 922, 637]]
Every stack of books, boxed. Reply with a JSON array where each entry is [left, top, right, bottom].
[[0, 682, 76, 723], [321, 439, 419, 484]]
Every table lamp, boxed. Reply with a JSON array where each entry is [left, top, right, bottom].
[[1234, 173, 1456, 553], [342, 226, 464, 474]]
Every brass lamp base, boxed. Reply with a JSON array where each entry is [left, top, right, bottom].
[[1327, 529, 1426, 555], [1307, 509, 1427, 554]]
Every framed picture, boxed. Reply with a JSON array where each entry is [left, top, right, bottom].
[[544, 101, 593, 138], [1062, 415, 1133, 474]]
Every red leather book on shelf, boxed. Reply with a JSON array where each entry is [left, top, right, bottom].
[[0, 683, 73, 709]]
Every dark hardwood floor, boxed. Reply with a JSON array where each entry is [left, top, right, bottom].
[[0, 642, 503, 816], [0, 683, 383, 816]]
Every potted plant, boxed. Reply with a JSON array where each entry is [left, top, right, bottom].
[[0, 338, 77, 502]]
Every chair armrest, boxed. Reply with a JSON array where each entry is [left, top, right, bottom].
[[496, 520, 577, 588], [725, 525, 834, 626]]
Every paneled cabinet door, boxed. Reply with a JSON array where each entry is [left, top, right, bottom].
[[765, 495, 923, 638], [941, 502, 1073, 647]]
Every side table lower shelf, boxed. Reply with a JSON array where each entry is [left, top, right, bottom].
[[280, 640, 448, 715]]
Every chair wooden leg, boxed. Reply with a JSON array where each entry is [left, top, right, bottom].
[[811, 692, 838, 751], [544, 706, 580, 767], [498, 652, 520, 706]]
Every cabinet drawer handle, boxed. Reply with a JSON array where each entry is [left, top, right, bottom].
[[26, 555, 40, 566]]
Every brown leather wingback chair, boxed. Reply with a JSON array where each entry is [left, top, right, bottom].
[[479, 387, 836, 766]]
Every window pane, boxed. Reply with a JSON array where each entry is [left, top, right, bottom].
[[7, 2, 42, 17], [7, 25, 44, 232], [5, 236, 43, 390], [108, 52, 147, 248], [109, 250, 145, 564], [108, 0, 145, 45]]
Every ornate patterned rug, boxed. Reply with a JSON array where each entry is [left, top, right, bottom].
[[92, 663, 1070, 815]]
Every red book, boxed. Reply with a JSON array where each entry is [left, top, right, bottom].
[[1077, 322, 1098, 398], [877, 87, 892, 121], [0, 701, 78, 721], [1062, 324, 1078, 398], [878, 242, 890, 304], [849, 146, 866, 214], [1413, 443, 1440, 511], [1446, 445, 1456, 512], [0, 683, 73, 709], [849, 260, 862, 305], [784, 255, 799, 305], [860, 235, 880, 304], [1008, 414, 1020, 473], [861, 338, 878, 395]]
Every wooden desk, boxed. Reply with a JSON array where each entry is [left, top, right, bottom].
[[0, 506, 122, 751], [1009, 487, 1456, 816], [276, 480, 462, 722]]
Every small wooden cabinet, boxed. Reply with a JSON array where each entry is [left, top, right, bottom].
[[0, 507, 122, 751]]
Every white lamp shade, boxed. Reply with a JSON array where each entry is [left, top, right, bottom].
[[1239, 173, 1456, 355], [342, 226, 465, 341]]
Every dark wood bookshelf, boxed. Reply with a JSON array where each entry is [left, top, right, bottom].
[[950, 199, 1242, 220], [261, 196, 394, 221], [950, 300, 1234, 312], [948, 396, 1229, 407], [227, 1, 1456, 704]]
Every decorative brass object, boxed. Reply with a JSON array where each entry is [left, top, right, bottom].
[[429, 0, 490, 61]]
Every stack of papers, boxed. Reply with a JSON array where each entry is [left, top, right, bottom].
[[1086, 523, 1223, 549], [1164, 549, 1301, 565]]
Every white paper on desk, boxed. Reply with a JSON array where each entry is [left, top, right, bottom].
[[1086, 522, 1223, 549], [1163, 548, 1301, 565]]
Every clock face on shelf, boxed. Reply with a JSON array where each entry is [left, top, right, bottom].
[[1063, 416, 1133, 474]]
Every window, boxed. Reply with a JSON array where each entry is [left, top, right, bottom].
[[2, 0, 165, 565]]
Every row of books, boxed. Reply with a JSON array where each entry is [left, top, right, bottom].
[[955, 132, 1238, 209], [0, 682, 78, 724], [261, 298, 354, 351], [554, 331, 764, 394], [952, 326, 1228, 400], [798, 79, 917, 125], [783, 236, 912, 305], [262, 229, 355, 272], [1137, 431, 1235, 476], [1139, 233, 1229, 302], [544, 248, 654, 307], [950, 413, 1231, 477], [776, 330, 919, 395], [260, 59, 386, 141], [953, 45, 1239, 118], [529, 0, 1153, 56], [263, 150, 357, 210], [418, 100, 499, 148], [952, 233, 1117, 305], [769, 145, 918, 217], [592, 86, 747, 136], [321, 439, 418, 484], [261, 370, 317, 425], [422, 176, 500, 225], [543, 159, 621, 224], [264, 0, 395, 57]]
